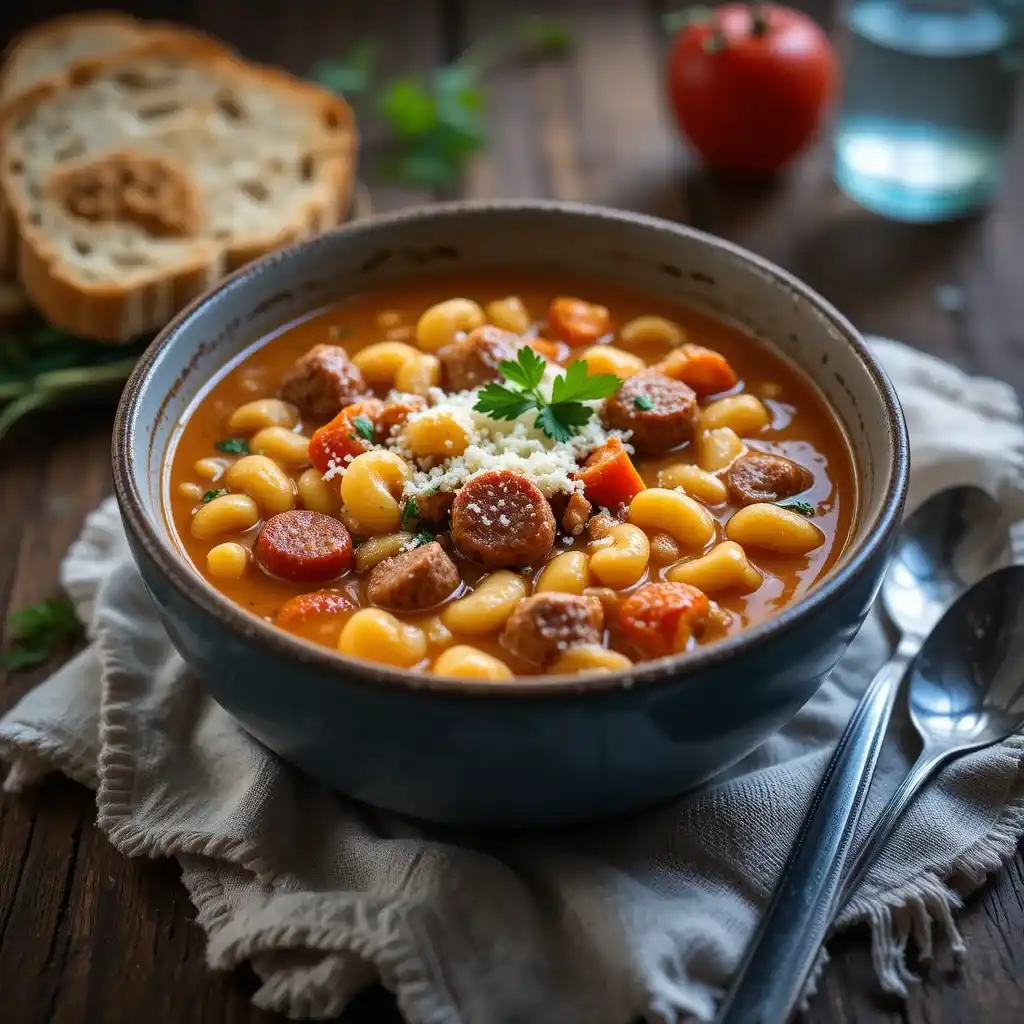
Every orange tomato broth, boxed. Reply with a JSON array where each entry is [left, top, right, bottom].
[[165, 272, 856, 674]]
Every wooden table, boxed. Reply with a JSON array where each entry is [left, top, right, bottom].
[[2, 2, 1022, 1022]]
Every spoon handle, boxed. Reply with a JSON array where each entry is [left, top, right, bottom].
[[715, 646, 915, 1024], [838, 745, 951, 906]]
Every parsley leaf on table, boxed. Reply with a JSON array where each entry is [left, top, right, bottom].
[[312, 18, 573, 188], [2, 598, 83, 672]]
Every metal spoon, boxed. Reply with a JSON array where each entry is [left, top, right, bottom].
[[716, 485, 1013, 1024], [839, 563, 1024, 905]]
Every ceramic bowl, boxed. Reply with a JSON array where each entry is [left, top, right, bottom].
[[113, 201, 909, 827]]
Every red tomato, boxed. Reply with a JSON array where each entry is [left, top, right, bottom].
[[666, 4, 838, 177]]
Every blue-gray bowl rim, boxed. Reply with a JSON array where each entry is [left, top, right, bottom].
[[112, 198, 910, 699]]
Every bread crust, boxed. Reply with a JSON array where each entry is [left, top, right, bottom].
[[0, 36, 357, 340], [0, 15, 235, 104]]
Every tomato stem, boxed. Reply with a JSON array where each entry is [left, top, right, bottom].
[[749, 3, 771, 36]]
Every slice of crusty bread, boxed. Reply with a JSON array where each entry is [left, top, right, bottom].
[[0, 13, 148, 103], [0, 14, 235, 104], [0, 38, 357, 340]]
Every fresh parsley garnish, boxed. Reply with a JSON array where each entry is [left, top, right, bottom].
[[351, 415, 375, 442], [311, 19, 572, 188], [2, 598, 83, 672], [474, 347, 621, 443], [411, 529, 434, 548], [777, 499, 816, 517], [202, 488, 227, 504], [400, 497, 419, 532], [215, 437, 249, 455], [634, 393, 655, 411]]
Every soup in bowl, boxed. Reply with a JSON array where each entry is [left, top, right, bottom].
[[114, 202, 908, 826]]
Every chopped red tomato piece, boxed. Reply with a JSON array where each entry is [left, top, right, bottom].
[[307, 398, 384, 474]]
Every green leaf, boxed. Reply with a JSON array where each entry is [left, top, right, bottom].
[[519, 17, 574, 57], [215, 437, 249, 455], [634, 394, 655, 411], [498, 346, 547, 392], [777, 499, 816, 517], [411, 529, 434, 548], [400, 497, 419, 532], [310, 39, 377, 96], [351, 415, 375, 441], [534, 405, 576, 444], [379, 76, 437, 137], [550, 360, 622, 404], [2, 598, 82, 673], [434, 66, 485, 140], [202, 488, 227, 504], [474, 382, 536, 421]]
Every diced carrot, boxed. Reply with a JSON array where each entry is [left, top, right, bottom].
[[527, 337, 567, 363], [547, 297, 610, 347], [657, 343, 738, 398], [275, 590, 354, 626], [619, 582, 710, 657], [342, 397, 385, 422], [308, 411, 371, 474], [574, 437, 646, 509], [376, 396, 427, 442]]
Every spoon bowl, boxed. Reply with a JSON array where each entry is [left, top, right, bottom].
[[883, 486, 1013, 643], [909, 564, 1024, 749]]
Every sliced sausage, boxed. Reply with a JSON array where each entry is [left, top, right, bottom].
[[727, 452, 814, 506], [376, 395, 427, 443], [438, 325, 520, 392], [601, 370, 699, 454], [451, 469, 556, 568], [256, 510, 353, 582], [279, 344, 368, 424], [502, 593, 604, 666], [366, 541, 460, 611]]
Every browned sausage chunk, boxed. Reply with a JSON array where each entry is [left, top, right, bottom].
[[416, 490, 455, 523], [279, 344, 367, 424], [601, 370, 699, 454], [727, 452, 814, 506], [366, 541, 460, 611], [439, 325, 520, 392], [451, 469, 556, 568], [502, 593, 604, 666], [562, 491, 592, 537]]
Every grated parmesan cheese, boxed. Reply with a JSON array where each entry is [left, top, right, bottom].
[[388, 377, 631, 501]]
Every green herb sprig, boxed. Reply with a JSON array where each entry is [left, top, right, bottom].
[[351, 415, 375, 442], [474, 347, 621, 443], [0, 323, 147, 443], [400, 497, 419, 532], [2, 598, 83, 672], [312, 18, 573, 188], [202, 488, 228, 504], [215, 437, 249, 455]]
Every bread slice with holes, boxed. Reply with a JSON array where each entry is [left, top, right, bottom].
[[0, 38, 356, 340], [0, 13, 235, 104]]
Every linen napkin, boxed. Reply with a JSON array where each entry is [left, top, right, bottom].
[[3, 337, 1024, 1024]]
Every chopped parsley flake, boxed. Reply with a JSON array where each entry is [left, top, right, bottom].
[[351, 415, 375, 441], [777, 499, 815, 517], [634, 393, 654, 411], [202, 488, 228, 504], [215, 437, 249, 455]]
